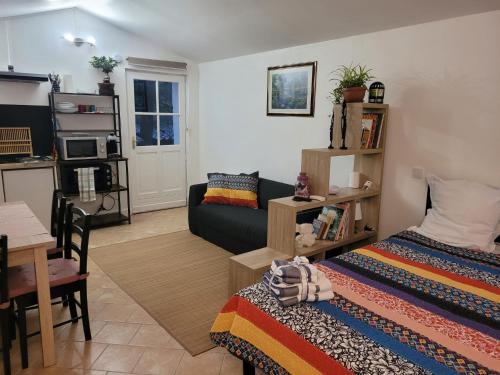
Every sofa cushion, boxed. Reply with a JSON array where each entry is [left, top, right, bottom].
[[203, 172, 259, 209], [193, 204, 268, 243]]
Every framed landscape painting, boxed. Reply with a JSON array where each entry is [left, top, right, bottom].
[[267, 61, 317, 116]]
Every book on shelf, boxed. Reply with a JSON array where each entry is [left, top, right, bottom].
[[312, 203, 351, 241], [361, 112, 385, 149]]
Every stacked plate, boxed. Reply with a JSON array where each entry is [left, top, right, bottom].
[[55, 101, 77, 113]]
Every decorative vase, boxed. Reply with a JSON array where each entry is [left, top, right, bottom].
[[294, 172, 310, 199], [98, 82, 115, 96], [342, 87, 366, 103]]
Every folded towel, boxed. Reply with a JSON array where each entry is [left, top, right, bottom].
[[263, 271, 332, 298], [265, 256, 333, 306], [271, 256, 319, 283], [277, 290, 335, 307], [77, 167, 96, 202]]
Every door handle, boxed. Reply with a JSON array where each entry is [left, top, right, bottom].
[[132, 137, 136, 149]]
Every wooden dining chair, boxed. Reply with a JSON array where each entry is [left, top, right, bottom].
[[0, 235, 12, 375], [9, 204, 92, 369], [47, 189, 67, 260]]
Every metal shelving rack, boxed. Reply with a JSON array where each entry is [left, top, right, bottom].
[[49, 92, 131, 228]]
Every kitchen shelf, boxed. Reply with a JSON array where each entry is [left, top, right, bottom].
[[56, 157, 128, 165], [55, 111, 115, 115], [64, 184, 127, 197], [56, 129, 120, 133], [78, 212, 129, 229], [50, 92, 131, 227], [53, 92, 115, 97]]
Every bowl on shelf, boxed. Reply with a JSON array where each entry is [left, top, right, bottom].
[[55, 102, 77, 113]]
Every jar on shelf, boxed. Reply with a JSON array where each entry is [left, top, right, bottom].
[[294, 172, 310, 199]]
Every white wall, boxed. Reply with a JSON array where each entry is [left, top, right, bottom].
[[199, 11, 500, 239], [0, 8, 200, 194]]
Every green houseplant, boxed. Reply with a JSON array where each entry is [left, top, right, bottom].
[[330, 64, 374, 103], [90, 56, 119, 95]]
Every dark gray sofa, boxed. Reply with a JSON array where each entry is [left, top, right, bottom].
[[188, 178, 295, 254]]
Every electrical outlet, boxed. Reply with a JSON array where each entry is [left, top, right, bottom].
[[412, 167, 425, 179]]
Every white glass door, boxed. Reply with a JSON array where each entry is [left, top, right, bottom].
[[126, 71, 186, 212]]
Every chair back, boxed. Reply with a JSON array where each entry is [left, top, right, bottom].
[[63, 204, 91, 275], [0, 235, 8, 304], [50, 189, 67, 248]]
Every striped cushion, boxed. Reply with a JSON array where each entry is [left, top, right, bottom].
[[203, 172, 259, 209]]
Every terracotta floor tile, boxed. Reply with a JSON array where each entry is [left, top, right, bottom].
[[220, 353, 242, 375], [92, 303, 137, 322], [16, 369, 106, 375], [132, 348, 184, 375], [92, 322, 141, 345], [93, 289, 136, 305], [127, 306, 157, 325], [55, 341, 108, 369], [56, 320, 107, 342], [174, 351, 225, 375], [128, 324, 173, 348], [91, 344, 145, 372]]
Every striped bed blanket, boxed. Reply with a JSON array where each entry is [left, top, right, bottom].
[[210, 231, 500, 375]]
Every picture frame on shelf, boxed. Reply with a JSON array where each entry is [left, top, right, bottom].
[[266, 61, 317, 117]]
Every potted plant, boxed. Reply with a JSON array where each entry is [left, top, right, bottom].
[[89, 56, 119, 95], [331, 64, 374, 103]]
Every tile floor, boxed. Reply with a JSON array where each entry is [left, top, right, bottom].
[[2, 208, 260, 375], [88, 207, 189, 249]]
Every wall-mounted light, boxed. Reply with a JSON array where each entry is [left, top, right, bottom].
[[63, 33, 96, 47]]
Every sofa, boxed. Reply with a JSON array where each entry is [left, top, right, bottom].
[[189, 178, 295, 254]]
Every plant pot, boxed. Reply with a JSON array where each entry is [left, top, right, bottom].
[[342, 87, 366, 103], [98, 82, 115, 96]]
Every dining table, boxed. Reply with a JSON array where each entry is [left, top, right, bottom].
[[0, 201, 56, 367]]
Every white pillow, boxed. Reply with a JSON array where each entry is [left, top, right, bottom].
[[412, 174, 500, 252]]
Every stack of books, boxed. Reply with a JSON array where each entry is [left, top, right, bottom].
[[312, 203, 351, 242], [360, 112, 385, 149]]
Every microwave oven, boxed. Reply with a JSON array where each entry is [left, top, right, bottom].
[[58, 136, 107, 160]]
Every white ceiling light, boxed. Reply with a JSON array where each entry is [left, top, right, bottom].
[[62, 8, 96, 47], [62, 32, 96, 47]]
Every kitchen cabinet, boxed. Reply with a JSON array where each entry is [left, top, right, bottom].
[[1, 164, 56, 230]]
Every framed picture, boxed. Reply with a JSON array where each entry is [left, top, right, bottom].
[[267, 61, 317, 117]]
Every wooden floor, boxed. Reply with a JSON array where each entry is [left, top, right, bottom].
[[1, 208, 260, 375]]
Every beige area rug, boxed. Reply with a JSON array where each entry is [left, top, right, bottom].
[[88, 207, 188, 248], [89, 230, 232, 356]]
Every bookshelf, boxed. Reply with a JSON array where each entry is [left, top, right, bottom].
[[228, 103, 389, 295]]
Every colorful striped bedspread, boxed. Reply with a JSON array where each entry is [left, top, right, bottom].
[[210, 231, 500, 375]]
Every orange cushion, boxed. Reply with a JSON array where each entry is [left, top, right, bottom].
[[8, 259, 88, 298], [202, 172, 259, 209]]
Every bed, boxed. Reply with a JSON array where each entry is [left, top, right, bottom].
[[210, 192, 500, 375]]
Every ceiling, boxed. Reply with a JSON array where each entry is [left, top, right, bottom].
[[1, 0, 500, 62]]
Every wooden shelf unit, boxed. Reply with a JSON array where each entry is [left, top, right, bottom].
[[228, 103, 389, 295]]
